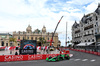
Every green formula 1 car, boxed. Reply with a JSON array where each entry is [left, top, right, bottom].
[[46, 54, 70, 62]]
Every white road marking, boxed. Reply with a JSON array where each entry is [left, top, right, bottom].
[[70, 58, 96, 62], [90, 59, 96, 62], [82, 59, 88, 61], [74, 59, 81, 61]]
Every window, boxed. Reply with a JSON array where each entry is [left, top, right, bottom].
[[48, 33, 49, 35], [18, 36, 20, 39], [23, 37, 24, 40], [27, 37, 29, 39], [95, 28, 99, 33], [92, 17, 94, 21], [97, 28, 99, 33], [96, 22, 98, 26], [48, 38, 49, 40], [88, 40, 90, 42], [2, 41, 4, 46], [86, 31, 88, 35], [18, 31, 20, 34], [81, 24, 83, 27], [92, 30, 93, 34], [31, 37, 33, 40], [18, 44, 19, 46], [6, 43, 8, 46], [88, 31, 89, 34], [92, 39, 94, 42], [96, 16, 98, 20], [35, 37, 37, 40], [95, 29, 97, 34]]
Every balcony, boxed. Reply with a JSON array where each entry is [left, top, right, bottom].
[[75, 30, 80, 34], [84, 34, 93, 36], [74, 36, 82, 38], [84, 24, 93, 30]]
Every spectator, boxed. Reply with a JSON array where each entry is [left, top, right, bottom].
[[15, 51, 18, 55], [10, 50, 12, 54], [5, 46, 8, 51], [41, 45, 45, 54], [43, 45, 45, 54], [45, 46, 49, 54], [41, 46, 43, 50]]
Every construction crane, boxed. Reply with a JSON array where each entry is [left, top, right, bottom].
[[50, 16, 63, 46]]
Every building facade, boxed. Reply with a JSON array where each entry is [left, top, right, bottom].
[[72, 4, 100, 46], [0, 33, 12, 46], [13, 25, 60, 47]]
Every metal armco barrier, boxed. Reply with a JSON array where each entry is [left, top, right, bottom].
[[93, 52, 98, 55], [70, 48, 100, 56], [98, 52, 100, 55]]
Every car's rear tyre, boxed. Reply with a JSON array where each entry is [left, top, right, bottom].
[[65, 56, 70, 60]]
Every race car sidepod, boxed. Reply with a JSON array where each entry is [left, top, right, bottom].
[[46, 54, 70, 62]]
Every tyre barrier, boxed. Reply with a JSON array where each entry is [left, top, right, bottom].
[[70, 48, 100, 56], [0, 51, 70, 62]]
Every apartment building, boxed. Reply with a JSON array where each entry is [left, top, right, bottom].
[[72, 4, 100, 46]]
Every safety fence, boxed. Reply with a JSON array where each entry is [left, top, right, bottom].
[[0, 50, 70, 62], [70, 48, 100, 56]]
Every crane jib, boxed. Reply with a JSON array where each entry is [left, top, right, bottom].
[[50, 16, 63, 46]]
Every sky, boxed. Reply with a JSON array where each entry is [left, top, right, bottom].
[[0, 0, 100, 46]]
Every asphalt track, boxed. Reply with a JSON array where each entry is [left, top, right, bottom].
[[0, 50, 100, 66]]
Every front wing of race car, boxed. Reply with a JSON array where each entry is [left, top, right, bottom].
[[46, 56, 59, 61]]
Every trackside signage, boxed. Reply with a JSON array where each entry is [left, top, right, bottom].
[[0, 54, 60, 62], [4, 55, 23, 61], [19, 40, 37, 55], [20, 49, 34, 54]]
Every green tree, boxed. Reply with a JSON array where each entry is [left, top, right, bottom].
[[67, 41, 70, 43], [9, 37, 17, 46], [38, 37, 46, 45], [33, 29, 41, 34], [68, 44, 71, 47], [70, 40, 72, 42]]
